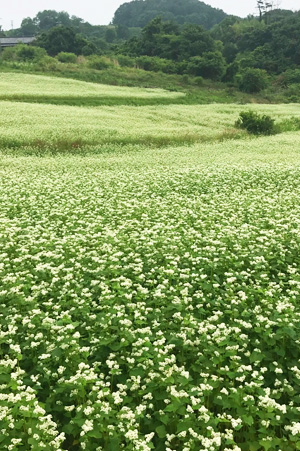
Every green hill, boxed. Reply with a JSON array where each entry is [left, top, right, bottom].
[[112, 0, 227, 29]]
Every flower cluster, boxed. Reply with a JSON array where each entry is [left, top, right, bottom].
[[0, 148, 300, 450], [1, 81, 300, 450]]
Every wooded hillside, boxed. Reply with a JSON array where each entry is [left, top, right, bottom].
[[112, 0, 227, 29]]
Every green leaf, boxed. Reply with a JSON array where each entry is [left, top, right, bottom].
[[259, 440, 273, 451], [177, 421, 193, 433], [249, 442, 261, 451], [242, 415, 254, 426], [160, 415, 169, 425], [156, 425, 166, 438], [108, 437, 120, 450], [164, 403, 177, 412], [88, 430, 102, 439]]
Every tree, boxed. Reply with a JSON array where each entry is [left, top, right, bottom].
[[116, 24, 130, 40], [105, 28, 117, 43], [180, 24, 217, 58], [112, 0, 227, 29], [187, 51, 227, 80], [34, 10, 72, 30], [34, 26, 90, 56], [20, 18, 37, 36], [237, 68, 269, 93], [222, 61, 239, 82]]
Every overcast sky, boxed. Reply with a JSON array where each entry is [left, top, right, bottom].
[[0, 0, 299, 30]]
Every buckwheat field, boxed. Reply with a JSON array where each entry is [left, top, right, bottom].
[[1, 73, 300, 451]]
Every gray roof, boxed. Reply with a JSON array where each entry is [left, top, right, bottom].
[[0, 37, 36, 46]]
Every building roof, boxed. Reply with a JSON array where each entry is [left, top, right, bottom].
[[0, 37, 36, 46]]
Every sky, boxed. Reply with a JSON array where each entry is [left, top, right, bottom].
[[0, 0, 299, 31]]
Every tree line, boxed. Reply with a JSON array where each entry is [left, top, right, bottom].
[[1, 4, 300, 94]]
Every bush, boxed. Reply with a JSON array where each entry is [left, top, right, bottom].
[[17, 45, 46, 61], [187, 51, 227, 81], [0, 44, 46, 62], [36, 56, 60, 72], [277, 69, 300, 88], [56, 52, 77, 63], [87, 55, 112, 70], [235, 111, 276, 135], [81, 44, 97, 56], [116, 54, 136, 68], [222, 61, 239, 83], [193, 76, 204, 86], [237, 68, 269, 93], [136, 56, 177, 74]]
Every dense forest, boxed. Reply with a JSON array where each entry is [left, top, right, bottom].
[[1, 1, 300, 95], [112, 0, 227, 29]]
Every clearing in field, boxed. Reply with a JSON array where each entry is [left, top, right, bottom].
[[0, 73, 300, 451]]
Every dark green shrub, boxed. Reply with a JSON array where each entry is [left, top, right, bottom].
[[237, 68, 269, 93], [81, 43, 97, 56], [278, 69, 300, 87], [136, 56, 177, 74], [18, 45, 46, 61], [235, 111, 276, 135], [284, 83, 300, 102], [222, 61, 239, 82], [187, 51, 227, 80], [56, 52, 77, 63]]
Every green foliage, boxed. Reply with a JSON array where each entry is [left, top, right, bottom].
[[4, 5, 300, 91], [235, 110, 275, 135], [8, 9, 136, 55], [34, 26, 94, 56], [237, 68, 269, 93], [180, 23, 218, 58], [277, 116, 300, 133], [34, 9, 73, 30], [81, 43, 98, 56], [277, 69, 300, 87], [105, 27, 117, 43], [112, 0, 227, 29], [37, 56, 60, 72], [121, 17, 222, 80], [0, 44, 46, 62], [19, 17, 38, 36], [87, 55, 112, 70], [213, 11, 300, 76], [187, 51, 226, 80], [136, 55, 177, 74], [223, 42, 239, 63], [222, 61, 239, 82], [56, 52, 77, 64], [116, 54, 136, 68]]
